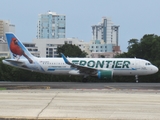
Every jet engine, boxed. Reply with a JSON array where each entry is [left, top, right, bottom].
[[97, 70, 113, 79]]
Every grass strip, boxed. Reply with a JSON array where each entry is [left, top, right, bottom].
[[0, 87, 6, 90]]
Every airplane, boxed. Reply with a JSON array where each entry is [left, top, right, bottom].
[[2, 32, 159, 82]]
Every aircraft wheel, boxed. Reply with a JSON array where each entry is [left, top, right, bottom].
[[135, 75, 138, 83], [82, 78, 88, 83]]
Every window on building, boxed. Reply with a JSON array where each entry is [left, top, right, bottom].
[[69, 41, 72, 44], [96, 46, 98, 48], [49, 55, 53, 57], [28, 49, 32, 51], [24, 44, 29, 47], [0, 53, 8, 57], [33, 49, 38, 51], [30, 44, 34, 47], [49, 48, 53, 51]]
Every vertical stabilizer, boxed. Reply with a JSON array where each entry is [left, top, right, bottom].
[[5, 32, 34, 63]]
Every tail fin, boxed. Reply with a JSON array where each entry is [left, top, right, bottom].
[[5, 32, 34, 63]]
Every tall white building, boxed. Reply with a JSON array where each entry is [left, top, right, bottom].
[[0, 20, 15, 41], [111, 25, 119, 46], [37, 12, 66, 39], [91, 17, 120, 52], [92, 17, 112, 43]]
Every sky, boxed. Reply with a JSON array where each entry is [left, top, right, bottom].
[[0, 0, 160, 52]]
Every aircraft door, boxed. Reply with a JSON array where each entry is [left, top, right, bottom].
[[135, 59, 140, 74], [135, 59, 138, 69]]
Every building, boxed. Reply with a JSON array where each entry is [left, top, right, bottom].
[[23, 43, 40, 57], [92, 17, 119, 45], [33, 38, 90, 57], [91, 17, 119, 51], [0, 20, 15, 41], [0, 42, 10, 58], [92, 17, 111, 43], [37, 12, 66, 39], [0, 41, 40, 58], [89, 40, 107, 52], [91, 52, 118, 58], [111, 25, 119, 46], [90, 17, 121, 57], [0, 20, 15, 58]]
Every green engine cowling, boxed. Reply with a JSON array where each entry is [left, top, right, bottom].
[[98, 70, 113, 79]]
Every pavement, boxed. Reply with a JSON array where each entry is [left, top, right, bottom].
[[0, 82, 160, 120]]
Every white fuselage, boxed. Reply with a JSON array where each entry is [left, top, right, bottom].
[[3, 57, 158, 76]]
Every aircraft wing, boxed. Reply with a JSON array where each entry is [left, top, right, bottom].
[[61, 53, 98, 75]]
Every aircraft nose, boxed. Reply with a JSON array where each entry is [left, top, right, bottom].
[[153, 66, 159, 73], [152, 66, 158, 74]]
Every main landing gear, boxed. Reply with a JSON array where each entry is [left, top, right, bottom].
[[82, 75, 88, 83], [135, 75, 138, 83]]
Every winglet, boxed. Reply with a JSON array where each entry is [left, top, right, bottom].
[[61, 53, 70, 64]]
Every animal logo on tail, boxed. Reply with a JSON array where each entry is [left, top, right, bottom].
[[10, 37, 33, 63]]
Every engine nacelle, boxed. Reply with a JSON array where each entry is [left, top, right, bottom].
[[97, 70, 113, 79], [69, 70, 80, 75]]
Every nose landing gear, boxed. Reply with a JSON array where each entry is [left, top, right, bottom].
[[135, 75, 138, 83]]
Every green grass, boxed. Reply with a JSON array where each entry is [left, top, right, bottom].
[[0, 87, 6, 90]]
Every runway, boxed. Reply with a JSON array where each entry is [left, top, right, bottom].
[[0, 82, 160, 120]]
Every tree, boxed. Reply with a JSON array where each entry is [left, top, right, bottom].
[[115, 34, 160, 82], [57, 43, 88, 57]]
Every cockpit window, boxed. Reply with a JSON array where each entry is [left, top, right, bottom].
[[145, 63, 151, 65]]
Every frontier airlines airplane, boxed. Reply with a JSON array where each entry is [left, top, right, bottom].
[[2, 33, 158, 82]]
